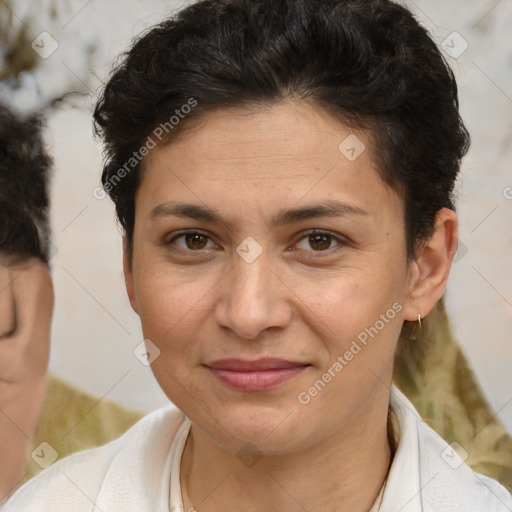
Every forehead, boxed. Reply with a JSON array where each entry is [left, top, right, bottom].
[[153, 102, 357, 176], [139, 101, 402, 222]]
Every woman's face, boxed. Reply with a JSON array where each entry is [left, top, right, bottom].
[[126, 101, 419, 455]]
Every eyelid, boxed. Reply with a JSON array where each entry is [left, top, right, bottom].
[[293, 229, 348, 250], [164, 228, 348, 254], [166, 229, 218, 250]]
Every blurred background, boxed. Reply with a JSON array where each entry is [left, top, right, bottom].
[[1, 0, 511, 429]]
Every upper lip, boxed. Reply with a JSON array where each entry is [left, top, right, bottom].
[[205, 358, 310, 371]]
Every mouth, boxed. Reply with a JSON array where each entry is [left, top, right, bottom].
[[204, 358, 311, 391]]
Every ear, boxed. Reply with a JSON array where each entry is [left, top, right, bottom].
[[122, 238, 139, 315], [402, 207, 458, 322]]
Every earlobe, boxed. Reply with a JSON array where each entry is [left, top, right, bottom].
[[122, 239, 139, 315], [403, 208, 458, 322]]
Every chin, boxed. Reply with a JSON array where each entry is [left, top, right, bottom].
[[201, 402, 305, 455]]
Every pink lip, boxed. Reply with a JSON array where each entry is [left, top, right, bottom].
[[205, 358, 310, 391]]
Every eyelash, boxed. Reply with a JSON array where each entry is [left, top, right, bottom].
[[165, 229, 347, 256]]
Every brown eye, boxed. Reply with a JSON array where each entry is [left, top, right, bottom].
[[309, 234, 332, 251], [184, 233, 209, 250], [166, 231, 215, 252], [294, 230, 345, 253]]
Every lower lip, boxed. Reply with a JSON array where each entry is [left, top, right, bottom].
[[207, 366, 309, 391]]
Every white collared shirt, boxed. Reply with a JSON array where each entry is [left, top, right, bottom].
[[4, 385, 511, 511]]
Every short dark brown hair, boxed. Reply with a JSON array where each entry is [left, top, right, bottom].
[[94, 0, 470, 260]]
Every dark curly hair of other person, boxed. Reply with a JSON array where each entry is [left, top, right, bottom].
[[0, 104, 52, 264]]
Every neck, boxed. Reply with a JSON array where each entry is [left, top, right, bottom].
[[181, 390, 394, 512]]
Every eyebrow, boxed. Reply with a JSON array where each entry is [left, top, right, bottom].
[[150, 199, 368, 228]]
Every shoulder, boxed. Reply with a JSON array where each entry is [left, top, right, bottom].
[[386, 385, 512, 512], [22, 375, 144, 483], [4, 403, 186, 512]]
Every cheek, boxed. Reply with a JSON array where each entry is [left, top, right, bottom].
[[134, 263, 208, 346], [283, 263, 406, 384], [285, 261, 402, 326]]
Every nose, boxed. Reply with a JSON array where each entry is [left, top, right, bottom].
[[213, 255, 293, 340]]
